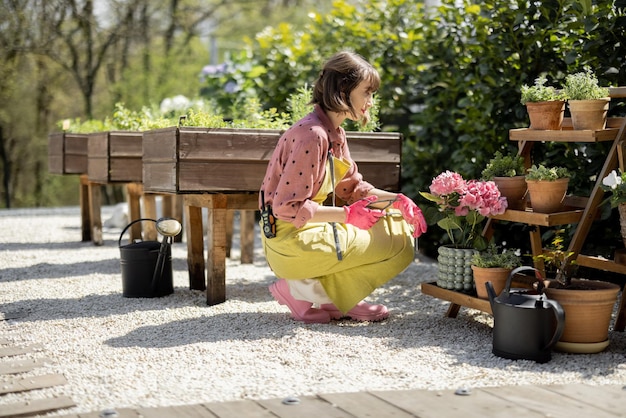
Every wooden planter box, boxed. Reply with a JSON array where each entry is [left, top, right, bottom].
[[142, 126, 402, 193], [88, 131, 143, 184], [48, 133, 89, 174]]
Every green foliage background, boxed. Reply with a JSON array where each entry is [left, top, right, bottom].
[[3, 0, 626, 258], [199, 0, 626, 256]]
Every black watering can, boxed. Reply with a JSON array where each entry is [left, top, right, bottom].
[[486, 266, 565, 363], [118, 217, 182, 298]]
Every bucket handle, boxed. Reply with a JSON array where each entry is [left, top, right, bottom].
[[118, 218, 157, 248]]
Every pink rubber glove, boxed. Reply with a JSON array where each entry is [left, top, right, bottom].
[[393, 193, 428, 238], [344, 196, 385, 230]]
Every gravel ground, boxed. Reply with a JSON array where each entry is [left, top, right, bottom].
[[1, 205, 626, 416]]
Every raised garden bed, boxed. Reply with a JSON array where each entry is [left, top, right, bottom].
[[142, 127, 402, 193]]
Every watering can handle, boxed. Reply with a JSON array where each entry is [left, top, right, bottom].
[[503, 266, 542, 298], [543, 299, 566, 350], [118, 218, 157, 247]]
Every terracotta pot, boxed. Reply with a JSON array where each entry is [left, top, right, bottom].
[[567, 98, 610, 130], [493, 176, 527, 210], [526, 178, 569, 213], [471, 266, 512, 299], [544, 279, 620, 353], [526, 100, 565, 130]]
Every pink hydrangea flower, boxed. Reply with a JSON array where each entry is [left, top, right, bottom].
[[430, 171, 466, 196], [424, 171, 508, 249]]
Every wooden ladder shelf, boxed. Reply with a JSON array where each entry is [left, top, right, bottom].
[[422, 87, 626, 331]]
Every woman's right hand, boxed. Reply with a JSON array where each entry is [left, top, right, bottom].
[[344, 196, 385, 230]]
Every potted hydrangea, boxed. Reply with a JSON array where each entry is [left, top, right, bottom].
[[421, 171, 508, 292]]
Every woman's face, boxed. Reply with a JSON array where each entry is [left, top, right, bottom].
[[347, 80, 374, 121]]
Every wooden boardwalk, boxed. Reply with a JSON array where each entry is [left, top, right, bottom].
[[2, 335, 626, 417], [51, 384, 625, 418]]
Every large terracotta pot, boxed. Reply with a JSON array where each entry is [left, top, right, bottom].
[[567, 98, 610, 130], [493, 176, 527, 210], [526, 100, 565, 130], [471, 266, 512, 299], [526, 178, 569, 213], [544, 279, 620, 353], [437, 246, 478, 292]]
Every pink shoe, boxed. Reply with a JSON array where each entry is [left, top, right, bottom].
[[269, 279, 331, 324], [321, 301, 389, 322]]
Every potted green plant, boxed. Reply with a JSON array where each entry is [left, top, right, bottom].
[[471, 245, 522, 299], [534, 232, 620, 353], [520, 75, 566, 130], [482, 151, 527, 210], [562, 69, 611, 130], [525, 164, 571, 213]]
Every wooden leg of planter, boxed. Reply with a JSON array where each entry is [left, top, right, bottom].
[[79, 175, 91, 242], [184, 200, 206, 291], [142, 193, 157, 241], [206, 194, 228, 305], [162, 194, 184, 243], [88, 183, 103, 246], [126, 183, 143, 242], [225, 210, 234, 258], [240, 210, 255, 264]]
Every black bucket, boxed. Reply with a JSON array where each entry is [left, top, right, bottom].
[[119, 218, 174, 298]]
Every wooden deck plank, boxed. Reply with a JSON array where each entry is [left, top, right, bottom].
[[320, 391, 415, 417], [204, 399, 276, 418], [77, 408, 140, 417], [0, 395, 76, 418], [371, 387, 547, 418], [0, 373, 67, 395], [139, 404, 217, 418], [0, 344, 43, 357], [258, 395, 352, 418], [541, 384, 626, 415], [482, 385, 620, 418], [0, 357, 48, 374]]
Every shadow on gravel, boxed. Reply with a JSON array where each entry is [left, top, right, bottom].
[[0, 259, 121, 281], [0, 274, 277, 323]]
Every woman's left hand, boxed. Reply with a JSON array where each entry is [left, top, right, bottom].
[[393, 194, 427, 238]]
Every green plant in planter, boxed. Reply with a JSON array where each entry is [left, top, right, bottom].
[[525, 164, 570, 181], [482, 151, 525, 180], [562, 69, 610, 100], [532, 231, 576, 287], [471, 245, 522, 269], [520, 75, 564, 104]]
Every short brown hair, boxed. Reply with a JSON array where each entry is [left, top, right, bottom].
[[311, 51, 380, 125]]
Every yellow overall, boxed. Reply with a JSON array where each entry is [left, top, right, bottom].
[[261, 156, 415, 313]]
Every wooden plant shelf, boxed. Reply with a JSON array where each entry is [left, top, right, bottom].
[[509, 127, 620, 143], [576, 254, 626, 275], [489, 208, 584, 226], [421, 282, 492, 316], [421, 274, 537, 318]]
